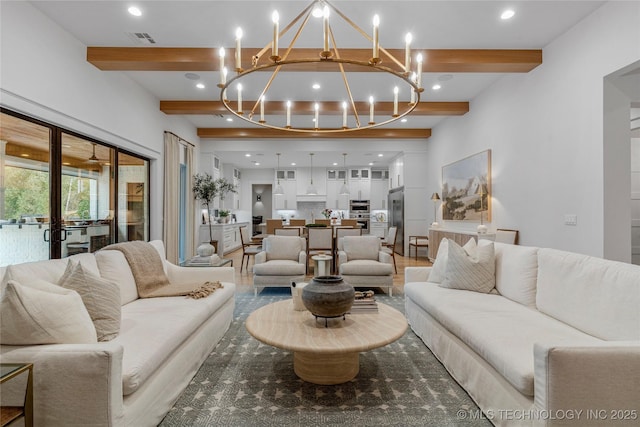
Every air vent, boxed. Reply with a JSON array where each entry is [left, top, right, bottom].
[[126, 32, 156, 45]]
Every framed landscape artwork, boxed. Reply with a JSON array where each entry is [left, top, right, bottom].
[[442, 150, 491, 222]]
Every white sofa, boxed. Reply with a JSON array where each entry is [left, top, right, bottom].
[[0, 240, 236, 426], [405, 240, 640, 426]]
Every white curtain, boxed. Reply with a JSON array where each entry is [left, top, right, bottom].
[[185, 143, 194, 260], [163, 132, 180, 263]]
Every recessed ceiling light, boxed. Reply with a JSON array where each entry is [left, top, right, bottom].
[[432, 84, 441, 90], [245, 153, 251, 157], [368, 162, 374, 166], [312, 83, 321, 90], [128, 6, 142, 17], [226, 118, 233, 122], [332, 162, 338, 166], [401, 118, 408, 123], [196, 83, 205, 89], [377, 154, 383, 157], [254, 162, 261, 166], [21, 153, 30, 157], [312, 118, 316, 122], [501, 9, 515, 20], [291, 162, 296, 166], [62, 162, 71, 166]]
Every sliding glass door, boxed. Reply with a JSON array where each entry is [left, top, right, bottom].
[[0, 108, 150, 267], [0, 112, 52, 264]]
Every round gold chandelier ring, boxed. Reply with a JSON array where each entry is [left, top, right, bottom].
[[220, 57, 421, 133]]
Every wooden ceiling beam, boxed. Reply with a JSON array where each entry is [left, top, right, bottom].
[[88, 47, 541, 73], [197, 128, 431, 139], [160, 100, 469, 116]]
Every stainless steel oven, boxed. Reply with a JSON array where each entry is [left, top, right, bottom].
[[355, 217, 370, 234], [349, 200, 370, 213]]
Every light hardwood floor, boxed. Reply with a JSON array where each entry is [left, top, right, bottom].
[[223, 246, 432, 295]]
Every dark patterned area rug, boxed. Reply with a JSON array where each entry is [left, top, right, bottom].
[[159, 289, 490, 426]]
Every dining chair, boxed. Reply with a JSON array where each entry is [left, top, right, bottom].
[[288, 219, 306, 226], [381, 226, 398, 274], [239, 226, 262, 272], [266, 219, 284, 235], [306, 227, 334, 274], [314, 219, 330, 226], [339, 219, 358, 227], [408, 235, 429, 260], [275, 228, 301, 236], [495, 228, 519, 245]]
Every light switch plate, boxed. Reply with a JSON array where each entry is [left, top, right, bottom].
[[564, 214, 577, 226]]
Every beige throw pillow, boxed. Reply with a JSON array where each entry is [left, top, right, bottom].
[[429, 238, 477, 283], [59, 261, 121, 341], [0, 279, 97, 345], [441, 239, 496, 293]]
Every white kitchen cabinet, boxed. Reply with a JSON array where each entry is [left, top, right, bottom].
[[198, 222, 247, 256], [222, 166, 241, 211], [274, 169, 297, 210], [325, 169, 349, 209], [370, 222, 388, 239], [370, 180, 389, 210], [349, 168, 371, 200]]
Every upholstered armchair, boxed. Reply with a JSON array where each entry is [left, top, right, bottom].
[[337, 235, 394, 296], [252, 235, 306, 296]]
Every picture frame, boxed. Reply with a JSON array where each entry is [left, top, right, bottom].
[[441, 150, 491, 222]]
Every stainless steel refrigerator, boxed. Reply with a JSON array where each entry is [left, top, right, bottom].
[[388, 187, 404, 255]]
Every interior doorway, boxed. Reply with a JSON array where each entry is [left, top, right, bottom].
[[252, 184, 272, 235]]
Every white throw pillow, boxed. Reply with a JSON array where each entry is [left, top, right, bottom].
[[59, 261, 121, 342], [0, 279, 97, 345], [440, 240, 496, 293], [429, 238, 476, 283]]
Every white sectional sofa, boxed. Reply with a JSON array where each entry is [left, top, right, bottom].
[[405, 240, 640, 426], [0, 240, 236, 426]]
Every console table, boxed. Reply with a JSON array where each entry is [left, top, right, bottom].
[[428, 228, 495, 261]]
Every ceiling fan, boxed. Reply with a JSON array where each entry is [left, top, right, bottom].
[[87, 143, 101, 163]]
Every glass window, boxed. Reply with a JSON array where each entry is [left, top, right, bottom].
[[117, 151, 149, 242]]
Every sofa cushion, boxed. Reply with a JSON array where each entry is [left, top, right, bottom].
[[340, 260, 393, 276], [1, 259, 69, 293], [537, 248, 640, 341], [253, 260, 306, 276], [405, 282, 601, 396], [429, 238, 476, 284], [343, 236, 380, 260], [115, 283, 235, 395], [490, 241, 538, 307], [441, 240, 495, 293], [59, 261, 121, 341], [95, 250, 139, 305], [0, 279, 97, 345]]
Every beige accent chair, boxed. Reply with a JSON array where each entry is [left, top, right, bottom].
[[253, 236, 306, 296], [381, 226, 398, 274], [338, 235, 394, 296]]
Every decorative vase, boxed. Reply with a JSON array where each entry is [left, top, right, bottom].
[[196, 242, 215, 257], [220, 216, 230, 224], [301, 275, 355, 320]]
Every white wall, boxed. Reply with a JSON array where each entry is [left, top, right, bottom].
[[0, 2, 200, 240], [423, 1, 640, 258]]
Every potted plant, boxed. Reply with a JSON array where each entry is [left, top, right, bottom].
[[218, 209, 231, 223], [192, 174, 237, 253]]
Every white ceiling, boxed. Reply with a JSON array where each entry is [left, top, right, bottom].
[[30, 0, 608, 169]]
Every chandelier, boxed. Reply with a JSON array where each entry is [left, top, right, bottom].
[[218, 0, 423, 133]]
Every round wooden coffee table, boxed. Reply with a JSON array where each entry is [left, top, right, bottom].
[[245, 299, 407, 385]]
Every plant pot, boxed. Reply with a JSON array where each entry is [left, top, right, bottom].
[[196, 242, 215, 257], [301, 275, 355, 319], [220, 216, 230, 223]]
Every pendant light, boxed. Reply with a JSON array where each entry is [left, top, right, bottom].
[[306, 153, 317, 195], [273, 153, 284, 195], [339, 153, 350, 195]]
